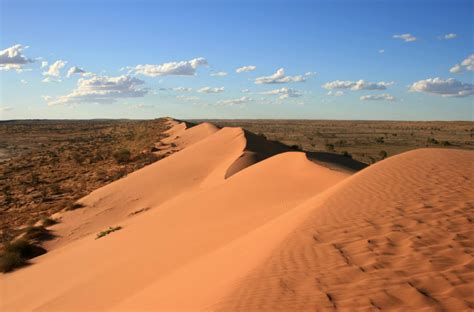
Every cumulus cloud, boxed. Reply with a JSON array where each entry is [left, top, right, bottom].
[[197, 86, 225, 93], [322, 80, 393, 91], [262, 87, 302, 100], [20, 79, 28, 84], [173, 87, 192, 92], [409, 77, 473, 97], [66, 66, 87, 78], [241, 89, 250, 93], [236, 65, 256, 73], [0, 44, 34, 72], [176, 95, 200, 101], [45, 75, 148, 106], [393, 33, 417, 42], [217, 96, 252, 106], [441, 33, 457, 40], [159, 87, 193, 92], [210, 71, 228, 77], [327, 90, 344, 97], [132, 57, 208, 77], [41, 61, 48, 68], [360, 93, 396, 101], [450, 54, 474, 73], [42, 60, 67, 82], [255, 68, 305, 84]]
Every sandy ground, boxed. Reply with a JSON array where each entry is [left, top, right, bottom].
[[1, 119, 473, 311]]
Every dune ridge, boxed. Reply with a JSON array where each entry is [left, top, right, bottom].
[[214, 148, 474, 311], [1, 119, 472, 312]]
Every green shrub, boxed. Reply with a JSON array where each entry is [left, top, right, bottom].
[[113, 149, 131, 164], [379, 150, 388, 159], [96, 226, 122, 239]]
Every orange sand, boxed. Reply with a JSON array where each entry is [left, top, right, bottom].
[[1, 120, 472, 311]]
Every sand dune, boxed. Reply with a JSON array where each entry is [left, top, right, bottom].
[[1, 120, 472, 311], [215, 148, 474, 311]]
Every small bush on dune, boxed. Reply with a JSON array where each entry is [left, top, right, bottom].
[[0, 239, 46, 273], [66, 201, 85, 211], [96, 226, 122, 239], [41, 216, 58, 227], [23, 225, 53, 241]]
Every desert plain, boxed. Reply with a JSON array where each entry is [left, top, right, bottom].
[[0, 118, 473, 311]]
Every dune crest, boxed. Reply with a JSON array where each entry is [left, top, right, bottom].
[[215, 148, 474, 311], [1, 119, 471, 312], [0, 120, 349, 311]]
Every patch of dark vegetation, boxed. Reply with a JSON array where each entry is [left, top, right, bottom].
[[66, 201, 85, 211], [0, 239, 46, 273], [96, 226, 122, 240], [341, 151, 352, 159], [113, 149, 131, 164], [0, 118, 172, 245], [41, 216, 58, 227], [23, 225, 54, 242]]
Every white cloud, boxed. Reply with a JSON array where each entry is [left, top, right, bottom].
[[45, 75, 148, 106], [262, 87, 302, 100], [42, 60, 67, 82], [217, 96, 252, 106], [449, 54, 474, 74], [41, 95, 53, 101], [327, 90, 344, 97], [409, 77, 473, 97], [442, 33, 457, 40], [255, 68, 305, 84], [236, 65, 256, 73], [0, 44, 34, 72], [41, 61, 48, 68], [449, 64, 462, 74], [360, 93, 396, 101], [304, 71, 316, 77], [158, 87, 193, 92], [197, 86, 225, 93], [241, 89, 250, 93], [0, 106, 13, 112], [66, 66, 87, 78], [379, 49, 385, 53], [132, 57, 208, 77], [393, 33, 417, 42], [20, 79, 28, 84], [176, 95, 200, 101], [322, 80, 393, 91], [173, 87, 192, 92], [210, 71, 228, 77]]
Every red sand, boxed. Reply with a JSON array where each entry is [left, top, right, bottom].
[[1, 120, 472, 311]]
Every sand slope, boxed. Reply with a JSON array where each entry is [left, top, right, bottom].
[[0, 121, 349, 311], [215, 148, 474, 311], [1, 119, 472, 311]]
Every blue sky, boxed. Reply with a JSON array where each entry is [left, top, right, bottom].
[[1, 0, 473, 120]]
